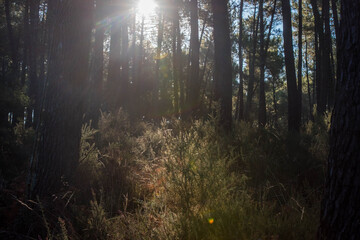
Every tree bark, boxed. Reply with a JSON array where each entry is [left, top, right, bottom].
[[245, 2, 258, 120], [212, 0, 232, 132], [282, 0, 300, 132], [154, 12, 164, 114], [322, 0, 334, 109], [235, 0, 244, 121], [305, 39, 313, 121], [89, 0, 105, 127], [258, 0, 266, 126], [318, 1, 360, 238], [172, 2, 180, 116], [120, 6, 129, 107], [107, 6, 121, 110], [28, 0, 92, 198], [310, 0, 326, 114], [297, 0, 303, 123], [186, 0, 200, 118], [27, 0, 40, 128]]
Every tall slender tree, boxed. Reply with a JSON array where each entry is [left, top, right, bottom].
[[27, 0, 40, 127], [258, 0, 266, 126], [322, 0, 334, 109], [107, 3, 122, 110], [120, 4, 130, 107], [310, 0, 326, 114], [172, 0, 180, 116], [281, 0, 300, 132], [154, 11, 164, 113], [245, 2, 258, 120], [212, 0, 232, 131], [297, 0, 303, 122], [89, 0, 106, 127], [235, 0, 244, 121], [186, 0, 200, 118]]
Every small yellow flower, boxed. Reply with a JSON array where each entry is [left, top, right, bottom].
[[208, 218, 214, 224]]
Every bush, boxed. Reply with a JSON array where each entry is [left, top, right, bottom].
[[67, 110, 327, 239]]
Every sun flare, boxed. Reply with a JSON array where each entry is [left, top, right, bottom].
[[137, 0, 157, 16]]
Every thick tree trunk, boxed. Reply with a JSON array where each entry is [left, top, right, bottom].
[[318, 1, 360, 239], [212, 0, 232, 132], [28, 0, 92, 198], [282, 0, 300, 132]]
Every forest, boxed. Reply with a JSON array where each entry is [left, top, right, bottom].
[[0, 0, 359, 239]]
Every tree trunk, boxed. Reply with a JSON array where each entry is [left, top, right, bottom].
[[136, 15, 145, 100], [4, 0, 19, 75], [310, 0, 326, 114], [120, 6, 129, 108], [186, 0, 200, 118], [322, 0, 334, 109], [245, 2, 258, 120], [297, 0, 303, 123], [318, 1, 360, 238], [107, 10, 121, 110], [258, 0, 266, 126], [172, 2, 180, 116], [131, 9, 136, 85], [89, 0, 105, 127], [282, 0, 300, 132], [4, 0, 22, 125], [22, 1, 30, 125], [235, 0, 244, 121], [154, 12, 164, 114], [331, 0, 340, 91], [305, 39, 313, 121], [36, 1, 46, 127], [176, 12, 184, 116], [212, 0, 232, 132], [28, 0, 92, 199], [21, 0, 29, 87], [27, 0, 40, 128]]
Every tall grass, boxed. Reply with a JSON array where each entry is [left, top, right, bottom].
[[43, 110, 327, 239]]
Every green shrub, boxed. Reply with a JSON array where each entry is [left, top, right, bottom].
[[71, 110, 326, 239]]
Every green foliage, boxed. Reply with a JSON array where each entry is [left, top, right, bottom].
[[39, 110, 327, 239]]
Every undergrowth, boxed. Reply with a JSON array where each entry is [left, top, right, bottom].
[[27, 109, 328, 239]]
